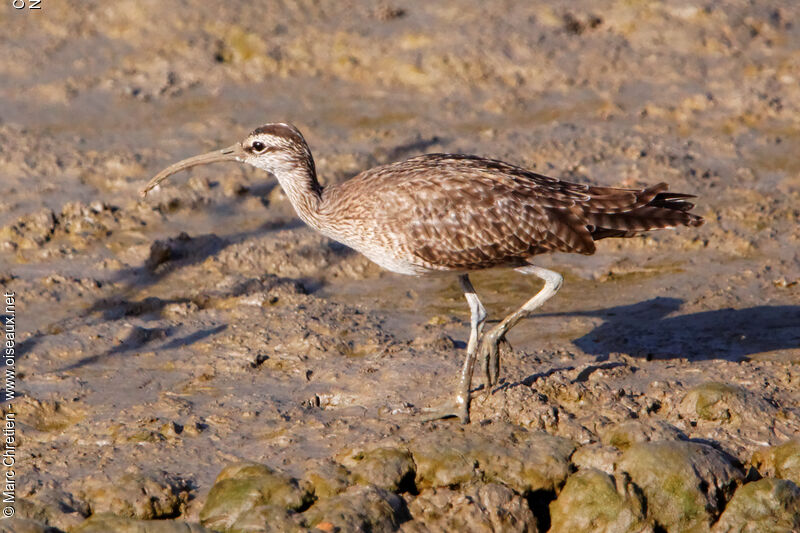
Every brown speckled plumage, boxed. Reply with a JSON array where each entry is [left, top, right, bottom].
[[143, 122, 704, 423], [317, 153, 702, 273]]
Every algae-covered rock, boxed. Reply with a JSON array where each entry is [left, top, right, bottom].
[[750, 439, 800, 486], [408, 429, 476, 489], [302, 484, 406, 533], [73, 513, 211, 533], [617, 441, 744, 531], [678, 382, 776, 425], [600, 419, 686, 450], [199, 462, 313, 532], [549, 468, 651, 533], [409, 423, 575, 494], [711, 478, 800, 533], [404, 482, 537, 533], [337, 447, 415, 492], [303, 458, 353, 499], [224, 505, 306, 533], [0, 518, 60, 533], [78, 470, 190, 520]]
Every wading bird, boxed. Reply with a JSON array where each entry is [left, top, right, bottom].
[[142, 123, 703, 423]]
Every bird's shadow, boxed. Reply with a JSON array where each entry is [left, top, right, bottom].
[[545, 297, 800, 362]]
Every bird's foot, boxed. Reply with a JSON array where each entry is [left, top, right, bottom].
[[478, 332, 512, 389], [419, 395, 470, 424]]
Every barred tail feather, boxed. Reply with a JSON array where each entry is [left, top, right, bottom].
[[584, 183, 704, 241]]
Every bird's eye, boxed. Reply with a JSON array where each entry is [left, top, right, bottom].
[[251, 141, 267, 153]]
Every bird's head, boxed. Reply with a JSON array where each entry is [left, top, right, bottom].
[[141, 123, 313, 196]]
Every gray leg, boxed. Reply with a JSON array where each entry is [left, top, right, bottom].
[[455, 274, 487, 422], [478, 265, 563, 387], [422, 273, 487, 423]]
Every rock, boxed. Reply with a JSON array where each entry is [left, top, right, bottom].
[[145, 233, 223, 272], [750, 439, 800, 486], [15, 397, 84, 432], [224, 505, 306, 533], [0, 518, 61, 533], [711, 478, 800, 533], [600, 419, 686, 450], [571, 444, 620, 475], [77, 470, 190, 520], [404, 482, 537, 533], [678, 382, 776, 425], [58, 201, 119, 239], [617, 441, 745, 531], [0, 207, 56, 249], [337, 447, 415, 492], [549, 468, 651, 533], [411, 329, 456, 351], [472, 384, 561, 435], [199, 462, 313, 531], [146, 239, 173, 270], [72, 513, 211, 533], [302, 484, 407, 533], [14, 491, 89, 531], [13, 500, 56, 528], [409, 423, 575, 495], [303, 459, 352, 499], [408, 429, 475, 489]]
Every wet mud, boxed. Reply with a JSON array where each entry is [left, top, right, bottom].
[[1, 1, 799, 531]]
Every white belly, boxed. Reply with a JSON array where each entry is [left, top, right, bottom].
[[321, 230, 430, 276], [311, 217, 434, 276], [356, 245, 431, 276]]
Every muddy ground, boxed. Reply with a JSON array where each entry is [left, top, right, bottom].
[[1, 1, 799, 532]]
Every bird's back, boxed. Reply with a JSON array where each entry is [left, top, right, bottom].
[[317, 154, 702, 274]]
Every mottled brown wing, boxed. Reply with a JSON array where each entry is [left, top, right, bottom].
[[328, 153, 702, 271], [371, 155, 598, 269]]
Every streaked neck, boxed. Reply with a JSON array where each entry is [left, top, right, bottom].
[[273, 160, 324, 226]]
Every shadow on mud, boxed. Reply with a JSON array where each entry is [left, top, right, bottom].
[[55, 324, 230, 372], [17, 206, 354, 371], [554, 297, 800, 361], [14, 221, 296, 363]]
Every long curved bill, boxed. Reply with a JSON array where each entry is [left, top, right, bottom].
[[141, 143, 245, 197]]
